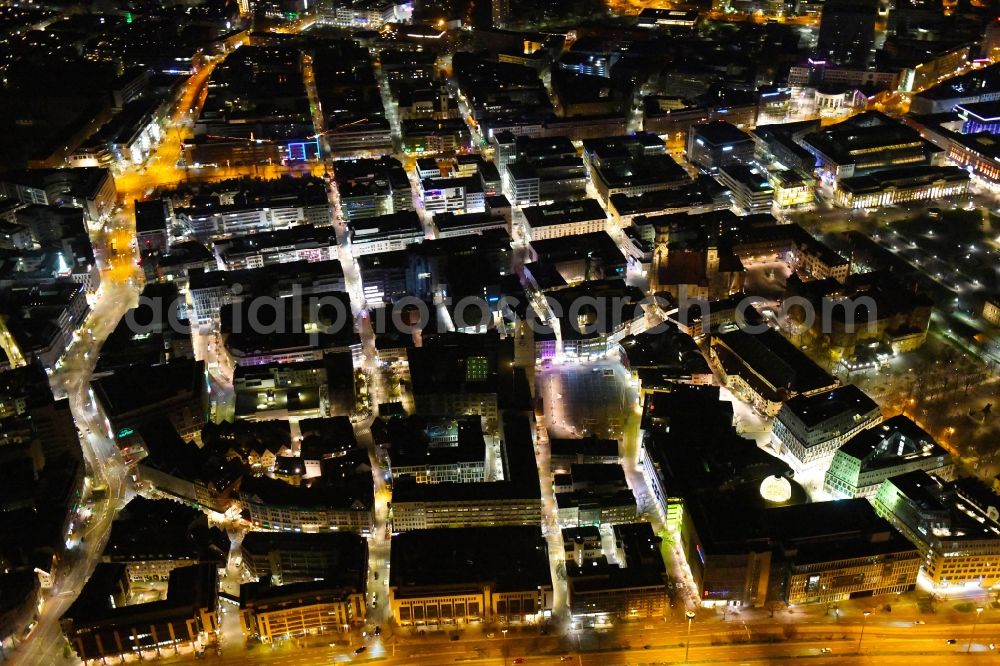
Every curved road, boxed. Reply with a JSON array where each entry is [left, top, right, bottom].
[[8, 277, 140, 666]]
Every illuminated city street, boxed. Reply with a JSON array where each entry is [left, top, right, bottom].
[[3, 1, 1000, 665]]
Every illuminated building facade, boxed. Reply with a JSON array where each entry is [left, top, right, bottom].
[[62, 564, 219, 662], [239, 582, 366, 643], [772, 385, 882, 472], [769, 169, 815, 208], [784, 544, 921, 605], [686, 122, 755, 174], [566, 523, 668, 620], [833, 165, 970, 209], [983, 298, 1000, 327], [824, 416, 955, 499], [874, 472, 1000, 589], [800, 111, 942, 185], [521, 199, 608, 241], [717, 164, 774, 214], [945, 132, 1000, 188]]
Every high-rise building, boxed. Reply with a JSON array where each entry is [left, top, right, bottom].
[[982, 17, 1000, 61], [817, 0, 877, 67], [491, 0, 510, 28], [490, 131, 518, 177]]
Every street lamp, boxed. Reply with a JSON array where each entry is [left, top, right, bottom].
[[684, 610, 696, 662], [857, 610, 870, 654], [967, 606, 985, 653]]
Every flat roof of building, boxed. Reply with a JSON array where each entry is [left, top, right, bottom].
[[239, 470, 373, 510], [240, 579, 362, 610], [104, 497, 227, 564], [240, 531, 367, 590], [0, 167, 111, 200], [914, 61, 1000, 102], [391, 411, 538, 503], [375, 415, 486, 469], [356, 248, 410, 273], [529, 231, 625, 265], [407, 228, 511, 258], [216, 224, 337, 258], [883, 469, 949, 514], [620, 325, 711, 374], [952, 131, 1000, 159], [134, 199, 169, 233], [800, 111, 940, 166], [350, 210, 423, 238], [522, 261, 568, 291], [563, 525, 601, 542], [549, 436, 619, 459], [839, 165, 969, 194], [714, 328, 837, 398], [718, 164, 773, 193], [522, 198, 606, 228], [91, 358, 204, 419], [582, 133, 665, 158], [779, 384, 878, 430], [597, 154, 690, 189], [389, 526, 550, 593], [570, 462, 628, 487], [770, 169, 815, 188], [556, 488, 635, 509], [956, 100, 1000, 123], [638, 8, 699, 19], [611, 178, 727, 217], [433, 209, 507, 233], [839, 415, 949, 471], [188, 258, 345, 292], [65, 563, 218, 628], [691, 121, 753, 147]]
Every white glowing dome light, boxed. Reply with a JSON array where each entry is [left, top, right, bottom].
[[760, 475, 792, 504]]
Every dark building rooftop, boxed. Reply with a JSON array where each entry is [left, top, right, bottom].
[[714, 328, 837, 400], [620, 324, 710, 376], [390, 526, 550, 594], [610, 177, 729, 217], [800, 111, 940, 168], [372, 415, 486, 470], [838, 415, 948, 471], [522, 199, 606, 229], [529, 231, 626, 267], [691, 121, 753, 147], [780, 384, 879, 429], [90, 358, 205, 422], [103, 497, 228, 566], [549, 437, 619, 460], [240, 531, 367, 590], [64, 563, 218, 643]]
